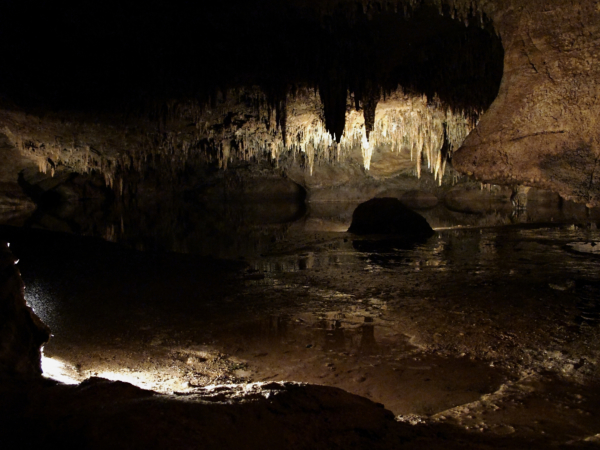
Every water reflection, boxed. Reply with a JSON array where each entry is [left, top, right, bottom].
[[13, 195, 308, 259], [4, 182, 600, 260], [7, 210, 600, 423], [226, 311, 388, 358], [323, 319, 345, 352], [353, 237, 432, 268], [359, 318, 379, 355]]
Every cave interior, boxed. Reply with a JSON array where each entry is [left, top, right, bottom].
[[1, 0, 600, 449]]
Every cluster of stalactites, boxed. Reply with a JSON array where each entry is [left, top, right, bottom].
[[309, 0, 492, 30], [4, 126, 118, 184], [211, 90, 475, 184], [374, 93, 477, 184], [346, 92, 476, 184], [429, 0, 490, 27], [205, 88, 476, 183], [206, 88, 378, 175], [192, 88, 337, 176], [3, 119, 152, 198], [8, 85, 477, 192]]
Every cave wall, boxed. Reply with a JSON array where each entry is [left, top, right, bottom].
[[0, 0, 598, 208], [453, 0, 600, 207]]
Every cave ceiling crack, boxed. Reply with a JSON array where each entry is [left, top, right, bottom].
[[522, 7, 561, 86], [509, 130, 567, 142], [521, 36, 539, 76]]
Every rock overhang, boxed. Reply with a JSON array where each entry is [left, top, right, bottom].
[[0, 0, 597, 206]]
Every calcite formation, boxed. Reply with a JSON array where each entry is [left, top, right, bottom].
[[0, 0, 598, 205]]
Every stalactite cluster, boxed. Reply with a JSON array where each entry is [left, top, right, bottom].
[[200, 88, 475, 182], [3, 127, 107, 180], [2, 84, 477, 191], [299, 0, 494, 25], [0, 0, 502, 194]]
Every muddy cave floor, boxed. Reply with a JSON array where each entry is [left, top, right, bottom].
[[3, 207, 600, 445]]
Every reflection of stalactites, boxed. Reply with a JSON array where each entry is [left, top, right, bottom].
[[359, 317, 378, 355], [324, 320, 345, 352], [219, 140, 231, 170]]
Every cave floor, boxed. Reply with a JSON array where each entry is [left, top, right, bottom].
[[3, 214, 600, 446]]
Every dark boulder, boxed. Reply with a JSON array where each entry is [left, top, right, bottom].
[[348, 197, 434, 238], [0, 241, 50, 378]]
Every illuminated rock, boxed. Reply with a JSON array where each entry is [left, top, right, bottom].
[[0, 0, 598, 207], [452, 0, 600, 207]]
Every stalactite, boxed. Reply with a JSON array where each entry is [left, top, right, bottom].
[[363, 92, 378, 140], [5, 78, 480, 194]]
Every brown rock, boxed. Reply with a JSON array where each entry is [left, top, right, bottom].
[[453, 0, 600, 207]]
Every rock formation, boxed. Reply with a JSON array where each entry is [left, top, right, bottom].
[[453, 0, 600, 208], [0, 0, 587, 211], [0, 241, 49, 378]]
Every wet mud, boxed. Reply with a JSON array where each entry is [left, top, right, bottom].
[[1, 202, 600, 446]]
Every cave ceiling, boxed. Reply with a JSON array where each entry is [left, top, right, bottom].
[[0, 0, 598, 205]]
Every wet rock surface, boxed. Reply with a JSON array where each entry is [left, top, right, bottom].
[[0, 378, 411, 450], [2, 197, 600, 448], [2, 376, 575, 450], [4, 227, 592, 449]]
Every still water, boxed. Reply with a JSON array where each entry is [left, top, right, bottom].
[[2, 197, 600, 442]]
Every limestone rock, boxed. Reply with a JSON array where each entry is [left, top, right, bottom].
[[453, 0, 600, 207]]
